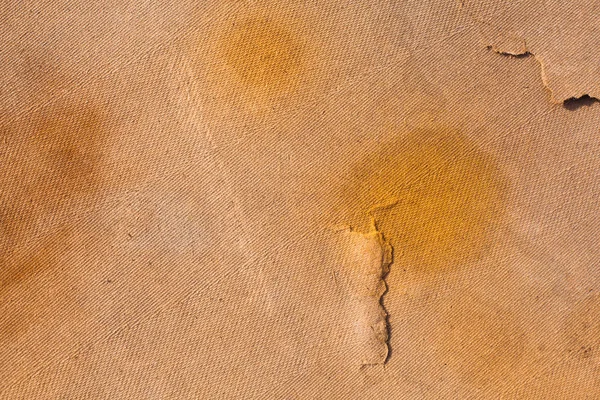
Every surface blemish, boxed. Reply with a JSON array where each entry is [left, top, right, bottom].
[[218, 16, 306, 94], [336, 125, 508, 278]]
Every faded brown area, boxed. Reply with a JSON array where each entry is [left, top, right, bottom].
[[184, 3, 325, 116], [0, 86, 115, 343], [218, 16, 305, 95]]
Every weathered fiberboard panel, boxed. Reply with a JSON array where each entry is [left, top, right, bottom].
[[1, 0, 599, 398]]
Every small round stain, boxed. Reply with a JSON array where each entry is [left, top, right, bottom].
[[218, 16, 305, 94]]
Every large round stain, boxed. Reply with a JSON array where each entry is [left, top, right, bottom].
[[337, 127, 508, 274]]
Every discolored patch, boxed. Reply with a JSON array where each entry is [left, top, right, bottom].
[[565, 293, 600, 364], [218, 16, 305, 94], [0, 94, 114, 342], [432, 291, 528, 389], [334, 124, 530, 390], [184, 5, 325, 115], [336, 126, 508, 276]]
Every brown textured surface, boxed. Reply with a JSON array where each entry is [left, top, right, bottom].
[[1, 0, 600, 398]]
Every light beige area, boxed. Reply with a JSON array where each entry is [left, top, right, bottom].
[[1, 0, 599, 398], [335, 229, 391, 366]]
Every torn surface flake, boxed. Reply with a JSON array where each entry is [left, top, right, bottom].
[[461, 0, 600, 104], [339, 228, 392, 366]]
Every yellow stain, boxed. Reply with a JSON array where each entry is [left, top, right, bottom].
[[338, 126, 508, 274], [217, 15, 306, 98]]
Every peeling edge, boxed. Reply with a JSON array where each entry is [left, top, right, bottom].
[[376, 226, 393, 365], [562, 94, 600, 111], [336, 218, 393, 366], [366, 204, 395, 365], [486, 45, 530, 58], [488, 39, 600, 106], [462, 6, 600, 106]]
